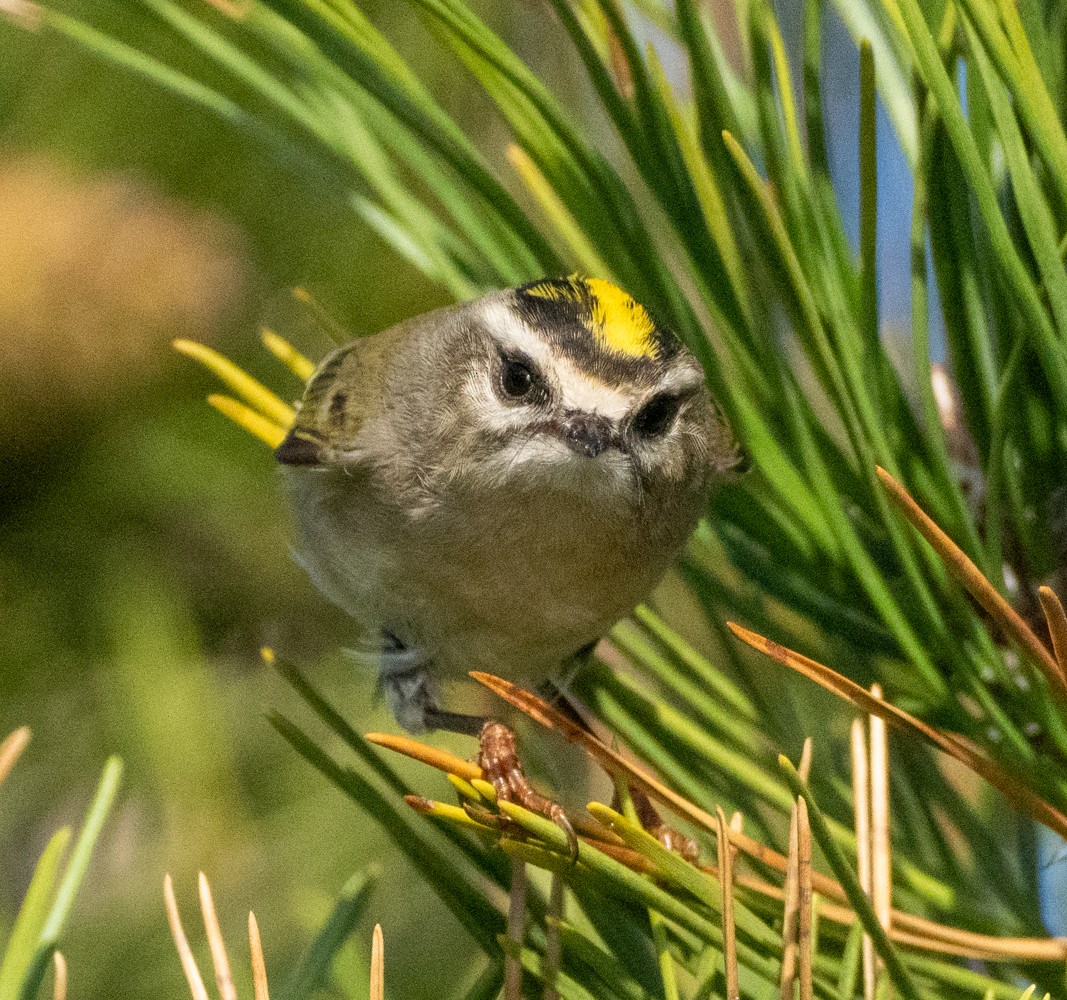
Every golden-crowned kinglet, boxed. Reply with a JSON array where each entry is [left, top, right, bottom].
[[275, 276, 742, 736]]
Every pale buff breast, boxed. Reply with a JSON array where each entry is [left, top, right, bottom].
[[283, 460, 703, 684], [381, 482, 692, 681]]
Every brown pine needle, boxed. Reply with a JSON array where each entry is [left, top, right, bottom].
[[164, 875, 210, 1000], [462, 671, 1067, 962], [1038, 586, 1067, 687], [876, 466, 1066, 701], [731, 868, 1067, 960], [52, 952, 67, 1000], [366, 732, 482, 781], [370, 924, 385, 1000], [869, 691, 892, 939], [780, 803, 800, 1000], [0, 726, 31, 788], [796, 796, 813, 1000], [727, 622, 1067, 839], [248, 912, 270, 1000], [505, 858, 527, 1000], [716, 805, 739, 1000], [852, 718, 875, 1000], [198, 872, 237, 1000]]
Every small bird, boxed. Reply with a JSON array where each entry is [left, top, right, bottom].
[[275, 276, 742, 812]]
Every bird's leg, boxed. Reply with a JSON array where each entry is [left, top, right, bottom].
[[617, 784, 699, 864], [474, 720, 577, 860], [377, 632, 578, 856], [423, 709, 578, 860]]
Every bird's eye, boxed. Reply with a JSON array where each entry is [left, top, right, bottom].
[[631, 394, 680, 438], [498, 356, 539, 400]]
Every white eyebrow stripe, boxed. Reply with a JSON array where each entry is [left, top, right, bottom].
[[482, 299, 637, 420], [482, 300, 557, 369], [656, 366, 704, 395]]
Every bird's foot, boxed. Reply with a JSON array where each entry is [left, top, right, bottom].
[[476, 720, 578, 861], [628, 785, 700, 864]]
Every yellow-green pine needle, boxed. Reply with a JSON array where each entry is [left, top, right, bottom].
[[174, 339, 295, 426], [207, 395, 288, 449], [644, 47, 751, 331], [260, 328, 316, 382], [507, 145, 611, 278]]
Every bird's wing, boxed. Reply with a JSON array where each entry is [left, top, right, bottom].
[[275, 324, 403, 467]]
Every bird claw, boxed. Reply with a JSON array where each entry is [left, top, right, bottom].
[[626, 785, 700, 864], [476, 720, 579, 862]]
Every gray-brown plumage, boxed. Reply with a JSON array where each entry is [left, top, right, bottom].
[[276, 278, 742, 733]]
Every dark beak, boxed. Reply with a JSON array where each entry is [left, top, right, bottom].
[[275, 429, 323, 466], [559, 412, 615, 458]]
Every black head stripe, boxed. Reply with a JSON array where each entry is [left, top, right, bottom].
[[514, 277, 682, 384]]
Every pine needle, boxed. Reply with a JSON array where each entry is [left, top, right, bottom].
[[366, 732, 482, 781], [876, 466, 1067, 702], [780, 802, 800, 1000], [543, 875, 564, 1000], [796, 796, 813, 1000], [248, 912, 270, 1000], [370, 924, 384, 1000], [869, 690, 892, 942], [0, 726, 31, 788], [164, 875, 210, 1000], [290, 287, 350, 345], [504, 858, 527, 1000], [852, 718, 875, 1000], [727, 621, 1067, 839], [207, 395, 288, 448], [198, 872, 237, 1000], [260, 328, 316, 382], [1038, 585, 1067, 687], [52, 952, 67, 1000], [174, 338, 296, 426], [715, 805, 739, 1000]]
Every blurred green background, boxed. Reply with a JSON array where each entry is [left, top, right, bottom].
[[0, 3, 580, 995]]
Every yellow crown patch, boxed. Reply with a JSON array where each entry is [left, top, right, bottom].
[[584, 278, 657, 358], [524, 276, 658, 358]]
